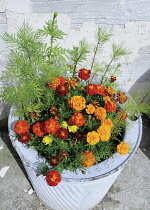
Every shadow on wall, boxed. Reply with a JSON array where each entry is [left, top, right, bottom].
[[129, 68, 150, 160], [129, 68, 150, 101]]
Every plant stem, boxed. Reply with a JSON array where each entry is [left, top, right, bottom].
[[139, 92, 148, 104], [91, 41, 100, 71], [100, 58, 114, 85], [72, 54, 82, 77], [49, 13, 57, 58], [21, 102, 27, 120], [89, 41, 100, 83]]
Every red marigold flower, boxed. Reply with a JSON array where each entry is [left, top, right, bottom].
[[104, 100, 117, 112], [116, 91, 128, 104], [14, 120, 30, 135], [56, 85, 69, 96], [110, 76, 117, 82], [46, 170, 61, 186], [45, 119, 60, 135], [59, 150, 69, 159], [69, 112, 86, 126], [86, 84, 98, 95], [50, 156, 60, 166], [118, 110, 128, 121], [47, 76, 65, 89], [32, 122, 46, 137], [78, 68, 91, 80], [19, 133, 32, 144], [56, 128, 69, 140]]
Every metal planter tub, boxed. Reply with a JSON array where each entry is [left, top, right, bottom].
[[8, 107, 142, 210]]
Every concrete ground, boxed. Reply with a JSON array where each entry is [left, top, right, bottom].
[[0, 115, 150, 210]]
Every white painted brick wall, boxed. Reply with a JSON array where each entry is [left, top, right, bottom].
[[0, 0, 150, 120]]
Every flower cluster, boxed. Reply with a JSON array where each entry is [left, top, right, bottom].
[[14, 68, 130, 186]]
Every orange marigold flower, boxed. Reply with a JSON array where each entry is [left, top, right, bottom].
[[47, 76, 65, 89], [81, 151, 96, 168], [46, 170, 61, 186], [32, 122, 46, 137], [87, 131, 100, 145], [68, 96, 86, 111], [104, 100, 117, 112], [86, 104, 95, 114], [103, 96, 111, 103], [14, 120, 30, 135], [56, 128, 69, 140], [94, 107, 107, 120], [67, 77, 78, 89], [52, 115, 61, 121], [49, 106, 57, 114], [19, 133, 32, 144], [106, 86, 115, 95], [117, 142, 129, 155], [91, 100, 100, 107], [101, 118, 113, 129], [118, 110, 128, 121], [97, 125, 111, 141], [95, 84, 106, 96], [56, 85, 69, 96], [69, 112, 86, 126], [45, 119, 60, 135], [86, 84, 97, 95], [116, 91, 128, 104], [110, 76, 117, 82], [78, 68, 91, 80]]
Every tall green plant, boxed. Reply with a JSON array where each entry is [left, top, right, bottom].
[[0, 13, 68, 119]]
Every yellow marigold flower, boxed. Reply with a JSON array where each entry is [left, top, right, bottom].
[[61, 121, 68, 128], [117, 142, 129, 155], [103, 96, 111, 102], [86, 104, 95, 114], [106, 86, 115, 94], [67, 78, 78, 89], [68, 125, 78, 133], [97, 125, 111, 141], [101, 118, 113, 129], [87, 131, 100, 145], [42, 135, 53, 145], [68, 96, 86, 111], [94, 107, 107, 120]]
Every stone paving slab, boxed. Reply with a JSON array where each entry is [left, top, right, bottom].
[[0, 127, 150, 210]]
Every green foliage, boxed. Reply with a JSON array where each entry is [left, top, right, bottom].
[[1, 13, 149, 176], [123, 87, 150, 119], [0, 14, 69, 119], [96, 28, 112, 46], [69, 39, 90, 76]]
